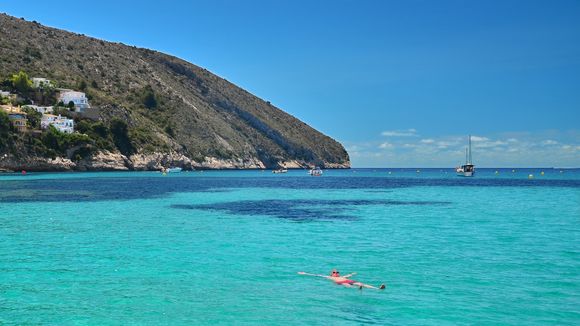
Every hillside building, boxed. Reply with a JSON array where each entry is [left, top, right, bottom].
[[32, 77, 53, 88], [58, 90, 90, 112], [23, 105, 54, 114], [41, 114, 74, 134], [1, 105, 28, 132]]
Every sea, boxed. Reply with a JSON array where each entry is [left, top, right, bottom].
[[1, 168, 579, 325]]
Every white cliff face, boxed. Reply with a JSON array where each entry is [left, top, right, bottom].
[[0, 155, 76, 172], [45, 157, 76, 170], [130, 153, 193, 171], [194, 157, 266, 169], [0, 151, 350, 172], [277, 160, 309, 169], [77, 151, 130, 171], [319, 162, 351, 169]]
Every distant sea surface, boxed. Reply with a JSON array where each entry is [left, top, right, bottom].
[[1, 168, 579, 325]]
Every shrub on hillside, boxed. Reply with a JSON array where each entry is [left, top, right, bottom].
[[22, 107, 42, 129], [141, 86, 157, 109], [0, 111, 13, 150], [10, 71, 32, 95], [110, 119, 134, 156]]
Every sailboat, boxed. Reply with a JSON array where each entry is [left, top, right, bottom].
[[456, 135, 475, 177]]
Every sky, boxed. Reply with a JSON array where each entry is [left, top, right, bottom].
[[2, 0, 579, 167]]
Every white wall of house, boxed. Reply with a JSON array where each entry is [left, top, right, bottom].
[[41, 114, 74, 134], [32, 78, 52, 88], [58, 91, 90, 112], [23, 105, 54, 114]]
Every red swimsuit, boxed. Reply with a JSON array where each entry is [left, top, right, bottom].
[[335, 279, 355, 285]]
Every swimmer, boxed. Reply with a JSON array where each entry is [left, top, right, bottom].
[[298, 269, 386, 290]]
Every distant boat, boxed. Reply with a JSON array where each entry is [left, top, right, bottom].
[[309, 166, 323, 176], [166, 167, 182, 173], [272, 169, 288, 174], [456, 135, 475, 177]]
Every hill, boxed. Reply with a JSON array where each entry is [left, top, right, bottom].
[[0, 13, 349, 171]]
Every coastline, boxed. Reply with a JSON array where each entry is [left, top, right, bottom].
[[0, 151, 351, 172]]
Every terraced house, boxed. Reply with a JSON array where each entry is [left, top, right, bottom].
[[23, 105, 54, 114], [32, 77, 53, 88], [41, 114, 74, 134], [1, 105, 28, 132], [57, 90, 90, 112]]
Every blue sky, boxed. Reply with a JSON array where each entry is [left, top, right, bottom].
[[2, 1, 579, 167]]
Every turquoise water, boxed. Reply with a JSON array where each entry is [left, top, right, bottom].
[[1, 169, 579, 324]]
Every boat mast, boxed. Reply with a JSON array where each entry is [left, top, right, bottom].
[[468, 135, 472, 164]]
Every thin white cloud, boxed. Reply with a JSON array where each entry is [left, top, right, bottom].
[[381, 129, 418, 137], [436, 141, 456, 148], [345, 145, 361, 151], [471, 136, 489, 142], [420, 139, 435, 144], [379, 142, 394, 149], [542, 140, 558, 145], [474, 140, 507, 148]]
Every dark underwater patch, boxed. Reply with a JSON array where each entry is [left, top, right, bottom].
[[170, 199, 450, 221]]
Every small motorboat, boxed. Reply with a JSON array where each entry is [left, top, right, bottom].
[[309, 166, 323, 176], [272, 169, 288, 174], [166, 167, 182, 173]]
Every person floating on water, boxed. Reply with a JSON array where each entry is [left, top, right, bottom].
[[298, 269, 386, 290]]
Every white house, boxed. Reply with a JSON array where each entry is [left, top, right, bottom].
[[41, 114, 74, 134], [58, 90, 90, 112], [23, 105, 54, 114], [32, 78, 53, 89]]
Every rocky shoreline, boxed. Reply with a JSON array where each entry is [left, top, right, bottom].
[[0, 151, 350, 172]]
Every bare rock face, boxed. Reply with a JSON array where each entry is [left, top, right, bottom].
[[277, 160, 309, 169], [194, 157, 266, 169], [0, 150, 352, 172], [77, 151, 130, 171], [0, 155, 75, 172], [319, 162, 351, 169], [130, 152, 193, 171], [45, 157, 76, 171]]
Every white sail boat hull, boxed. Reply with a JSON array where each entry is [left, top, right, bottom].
[[456, 135, 475, 177]]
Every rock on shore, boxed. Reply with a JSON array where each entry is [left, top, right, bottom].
[[0, 151, 350, 172]]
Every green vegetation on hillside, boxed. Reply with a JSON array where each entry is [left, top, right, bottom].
[[0, 111, 13, 150], [11, 70, 32, 94], [0, 104, 123, 162], [0, 67, 150, 160]]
